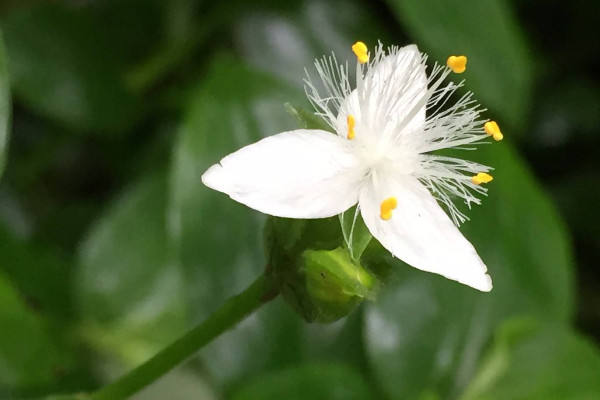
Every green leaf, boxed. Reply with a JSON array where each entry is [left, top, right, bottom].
[[0, 223, 72, 321], [75, 174, 187, 366], [385, 0, 533, 128], [0, 270, 70, 388], [233, 0, 392, 89], [230, 363, 373, 400], [363, 143, 574, 399], [124, 0, 209, 92], [170, 57, 370, 386], [169, 57, 305, 316], [169, 57, 308, 384], [463, 143, 574, 319], [0, 27, 10, 178], [1, 4, 141, 133], [285, 103, 333, 133], [461, 321, 600, 400]]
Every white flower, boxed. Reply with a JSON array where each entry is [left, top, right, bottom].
[[202, 42, 504, 292]]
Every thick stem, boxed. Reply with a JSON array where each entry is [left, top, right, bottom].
[[92, 274, 278, 400]]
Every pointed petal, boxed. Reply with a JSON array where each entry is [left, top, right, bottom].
[[367, 44, 427, 134], [359, 173, 492, 291], [202, 129, 364, 218], [336, 44, 427, 139]]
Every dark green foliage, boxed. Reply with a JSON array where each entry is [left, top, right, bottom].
[[0, 28, 9, 177], [0, 0, 599, 399]]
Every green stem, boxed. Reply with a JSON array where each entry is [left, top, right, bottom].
[[92, 274, 278, 400]]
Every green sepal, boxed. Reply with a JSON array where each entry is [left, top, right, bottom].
[[284, 103, 334, 133], [339, 205, 373, 261]]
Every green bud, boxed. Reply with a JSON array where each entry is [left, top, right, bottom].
[[262, 106, 380, 322], [265, 216, 379, 323], [303, 247, 378, 323]]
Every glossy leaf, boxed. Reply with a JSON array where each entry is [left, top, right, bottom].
[[75, 174, 187, 366], [230, 363, 373, 400], [0, 223, 72, 321], [169, 57, 306, 314], [0, 270, 70, 388], [1, 4, 141, 133], [364, 143, 574, 399], [462, 321, 600, 400], [233, 0, 392, 89], [0, 27, 9, 177], [169, 57, 307, 384], [169, 57, 369, 385], [385, 0, 533, 128]]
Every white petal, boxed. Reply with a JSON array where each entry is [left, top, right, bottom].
[[336, 44, 427, 140], [359, 173, 492, 291], [202, 129, 365, 218]]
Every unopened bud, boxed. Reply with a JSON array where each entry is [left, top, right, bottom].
[[265, 217, 379, 323], [303, 247, 378, 322]]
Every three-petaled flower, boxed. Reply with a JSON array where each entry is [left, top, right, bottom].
[[202, 42, 504, 292]]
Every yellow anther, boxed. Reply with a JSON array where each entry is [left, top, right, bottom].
[[471, 173, 494, 185], [380, 197, 398, 221], [484, 121, 504, 141], [352, 41, 369, 64], [447, 55, 467, 73], [347, 115, 356, 140]]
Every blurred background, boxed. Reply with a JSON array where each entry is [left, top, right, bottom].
[[0, 0, 599, 399]]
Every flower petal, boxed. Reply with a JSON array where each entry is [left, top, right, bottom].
[[202, 129, 365, 218], [359, 173, 492, 291], [336, 44, 427, 140]]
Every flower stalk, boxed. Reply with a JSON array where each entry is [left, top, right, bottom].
[[91, 274, 279, 400]]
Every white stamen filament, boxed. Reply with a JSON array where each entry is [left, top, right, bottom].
[[306, 41, 493, 226]]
